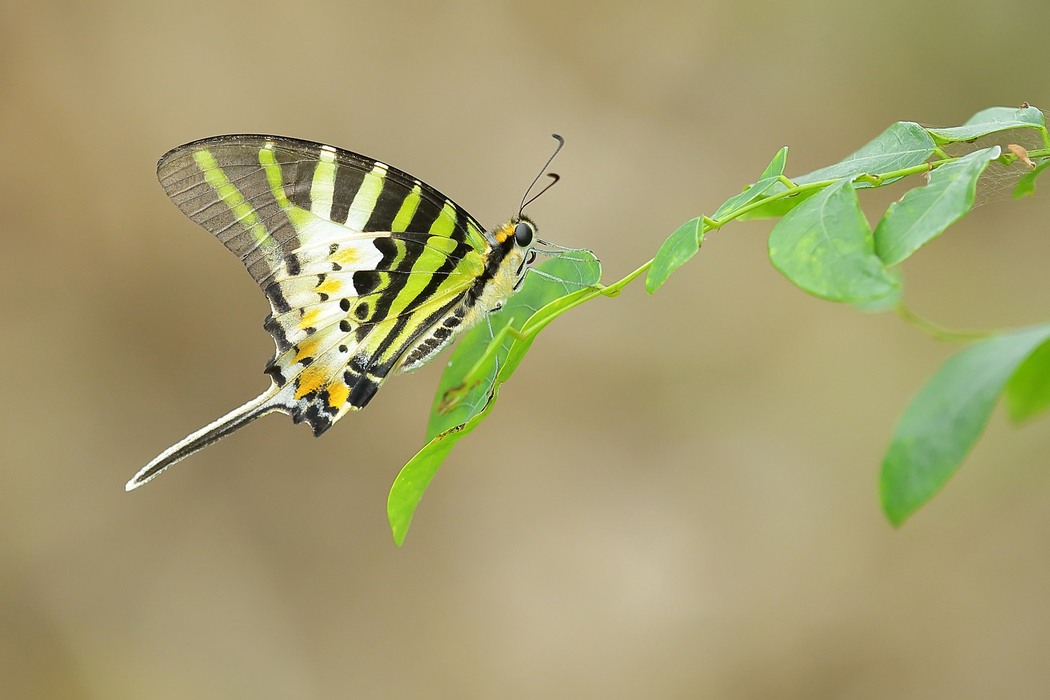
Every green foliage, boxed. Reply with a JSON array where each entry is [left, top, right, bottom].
[[1006, 337, 1050, 423], [646, 217, 703, 294], [792, 121, 936, 187], [388, 251, 602, 545], [390, 104, 1050, 544], [881, 326, 1050, 525], [738, 122, 936, 221], [874, 147, 1000, 267], [768, 178, 899, 302], [1014, 157, 1050, 198], [926, 105, 1048, 144], [712, 147, 788, 219], [388, 384, 499, 547]]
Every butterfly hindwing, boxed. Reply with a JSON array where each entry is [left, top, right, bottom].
[[157, 135, 494, 432]]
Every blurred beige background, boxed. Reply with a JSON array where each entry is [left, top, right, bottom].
[[2, 0, 1049, 697]]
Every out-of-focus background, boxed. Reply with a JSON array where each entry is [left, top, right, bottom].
[[2, 0, 1049, 697]]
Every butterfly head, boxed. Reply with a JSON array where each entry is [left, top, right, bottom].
[[513, 218, 535, 247], [490, 215, 540, 292]]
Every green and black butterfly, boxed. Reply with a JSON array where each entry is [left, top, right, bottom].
[[126, 134, 565, 491]]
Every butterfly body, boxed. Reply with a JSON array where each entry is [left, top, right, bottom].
[[127, 135, 543, 490]]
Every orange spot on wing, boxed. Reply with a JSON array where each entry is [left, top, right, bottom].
[[327, 380, 350, 408], [295, 364, 328, 399], [294, 337, 322, 364]]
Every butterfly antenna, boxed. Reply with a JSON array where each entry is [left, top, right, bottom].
[[519, 134, 565, 216]]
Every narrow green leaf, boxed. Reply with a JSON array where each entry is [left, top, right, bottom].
[[880, 324, 1050, 525], [645, 218, 704, 294], [1005, 336, 1050, 423], [873, 147, 1000, 267], [712, 146, 788, 220], [1013, 157, 1050, 198], [927, 105, 1047, 143], [793, 121, 936, 187], [768, 178, 899, 302], [388, 386, 500, 547]]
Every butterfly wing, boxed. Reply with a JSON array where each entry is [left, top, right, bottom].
[[157, 135, 494, 434]]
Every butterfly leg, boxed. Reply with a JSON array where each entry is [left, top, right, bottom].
[[524, 267, 602, 291]]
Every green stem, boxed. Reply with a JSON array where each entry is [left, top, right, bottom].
[[894, 303, 997, 342], [524, 140, 1041, 348], [598, 259, 654, 297]]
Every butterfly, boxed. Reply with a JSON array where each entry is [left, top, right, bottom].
[[126, 134, 565, 491]]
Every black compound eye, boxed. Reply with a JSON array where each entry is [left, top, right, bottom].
[[514, 222, 533, 246]]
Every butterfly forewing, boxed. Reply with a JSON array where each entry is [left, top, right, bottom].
[[157, 135, 493, 434]]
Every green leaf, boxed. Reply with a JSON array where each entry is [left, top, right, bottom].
[[1013, 157, 1050, 198], [645, 217, 704, 294], [768, 178, 899, 303], [873, 147, 1000, 267], [740, 123, 935, 221], [426, 251, 601, 441], [880, 324, 1050, 525], [387, 250, 602, 546], [851, 267, 904, 313], [1005, 336, 1050, 423], [927, 105, 1047, 143], [712, 146, 788, 220], [793, 121, 936, 187], [497, 283, 602, 381], [965, 105, 1045, 127], [388, 386, 500, 547]]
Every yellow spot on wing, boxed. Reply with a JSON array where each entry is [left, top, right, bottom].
[[317, 277, 342, 296], [300, 309, 322, 328], [330, 247, 360, 265], [294, 337, 322, 364]]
